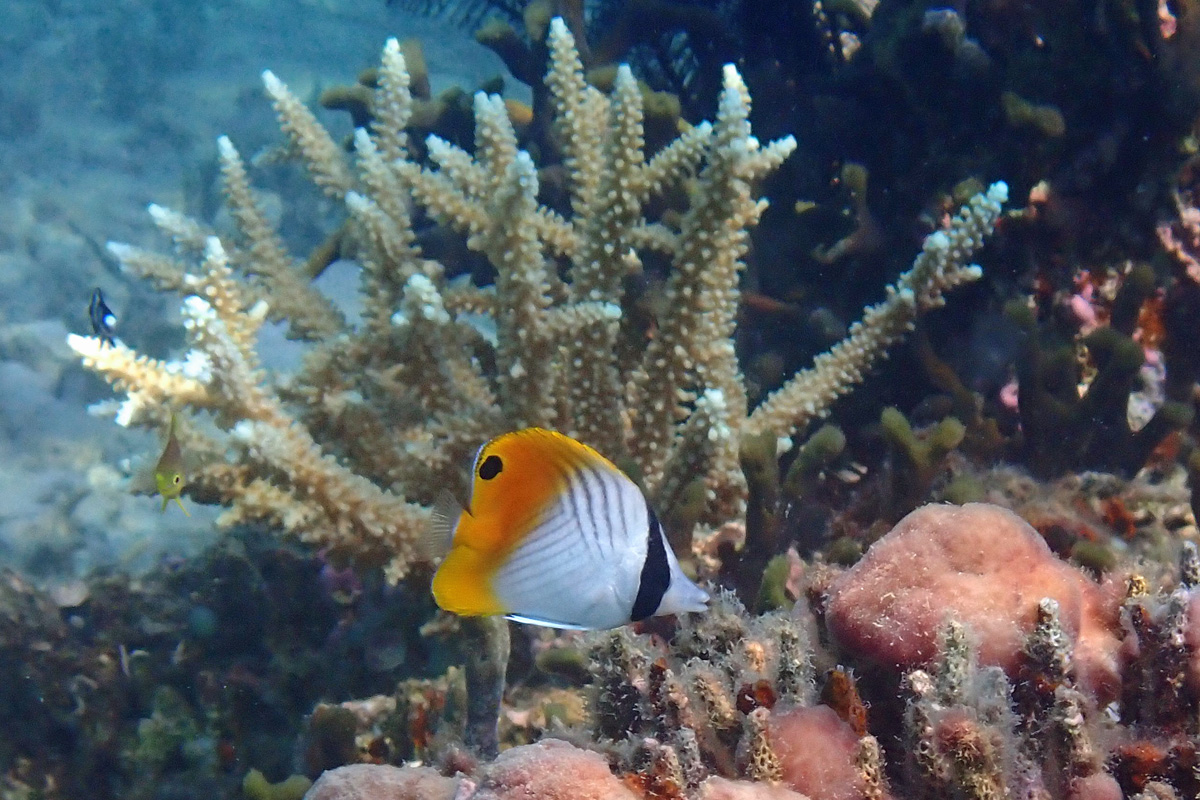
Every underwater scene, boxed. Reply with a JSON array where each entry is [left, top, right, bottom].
[[6, 0, 1200, 797]]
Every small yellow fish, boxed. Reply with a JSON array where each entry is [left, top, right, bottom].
[[430, 428, 709, 630], [154, 412, 189, 516]]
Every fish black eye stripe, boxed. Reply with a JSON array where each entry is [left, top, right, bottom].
[[478, 454, 503, 480]]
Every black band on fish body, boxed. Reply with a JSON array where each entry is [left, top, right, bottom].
[[630, 503, 671, 621]]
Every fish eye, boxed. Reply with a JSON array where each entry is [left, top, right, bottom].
[[478, 455, 503, 480], [173, 475, 182, 484]]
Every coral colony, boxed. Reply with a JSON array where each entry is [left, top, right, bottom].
[[47, 10, 1200, 800], [67, 19, 1002, 580]]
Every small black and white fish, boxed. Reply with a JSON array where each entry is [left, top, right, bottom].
[[89, 288, 117, 346]]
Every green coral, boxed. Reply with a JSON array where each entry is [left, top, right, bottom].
[[242, 769, 311, 800], [125, 687, 202, 773], [1008, 268, 1194, 478], [754, 553, 796, 613], [783, 423, 846, 499], [879, 406, 965, 516]]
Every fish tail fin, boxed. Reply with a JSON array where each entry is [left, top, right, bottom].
[[658, 573, 709, 616], [657, 540, 710, 616]]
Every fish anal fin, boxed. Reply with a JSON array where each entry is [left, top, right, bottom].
[[431, 546, 506, 617], [504, 613, 593, 630]]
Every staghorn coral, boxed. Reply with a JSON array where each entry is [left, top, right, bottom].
[[67, 18, 1006, 580]]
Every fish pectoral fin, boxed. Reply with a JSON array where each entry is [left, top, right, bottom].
[[422, 490, 463, 562], [504, 613, 593, 631]]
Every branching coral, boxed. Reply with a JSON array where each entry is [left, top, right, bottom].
[[68, 18, 1005, 579], [1006, 263, 1195, 479]]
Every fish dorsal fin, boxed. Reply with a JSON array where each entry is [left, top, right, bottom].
[[422, 490, 463, 562]]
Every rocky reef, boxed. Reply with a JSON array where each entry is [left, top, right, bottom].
[[7, 0, 1200, 798], [291, 501, 1200, 800]]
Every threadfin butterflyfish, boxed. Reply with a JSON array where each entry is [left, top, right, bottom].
[[430, 428, 709, 630]]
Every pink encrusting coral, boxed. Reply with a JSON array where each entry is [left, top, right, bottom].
[[303, 740, 824, 800], [825, 502, 1124, 702], [304, 763, 460, 800], [1065, 772, 1124, 800], [470, 739, 640, 800], [699, 777, 813, 800], [770, 706, 876, 800], [304, 741, 641, 800]]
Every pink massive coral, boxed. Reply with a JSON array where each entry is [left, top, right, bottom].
[[304, 741, 638, 800], [771, 706, 873, 800], [304, 763, 459, 800], [825, 502, 1123, 701], [303, 740, 819, 800]]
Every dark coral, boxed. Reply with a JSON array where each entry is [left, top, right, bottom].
[[0, 530, 441, 800], [1007, 268, 1194, 478]]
